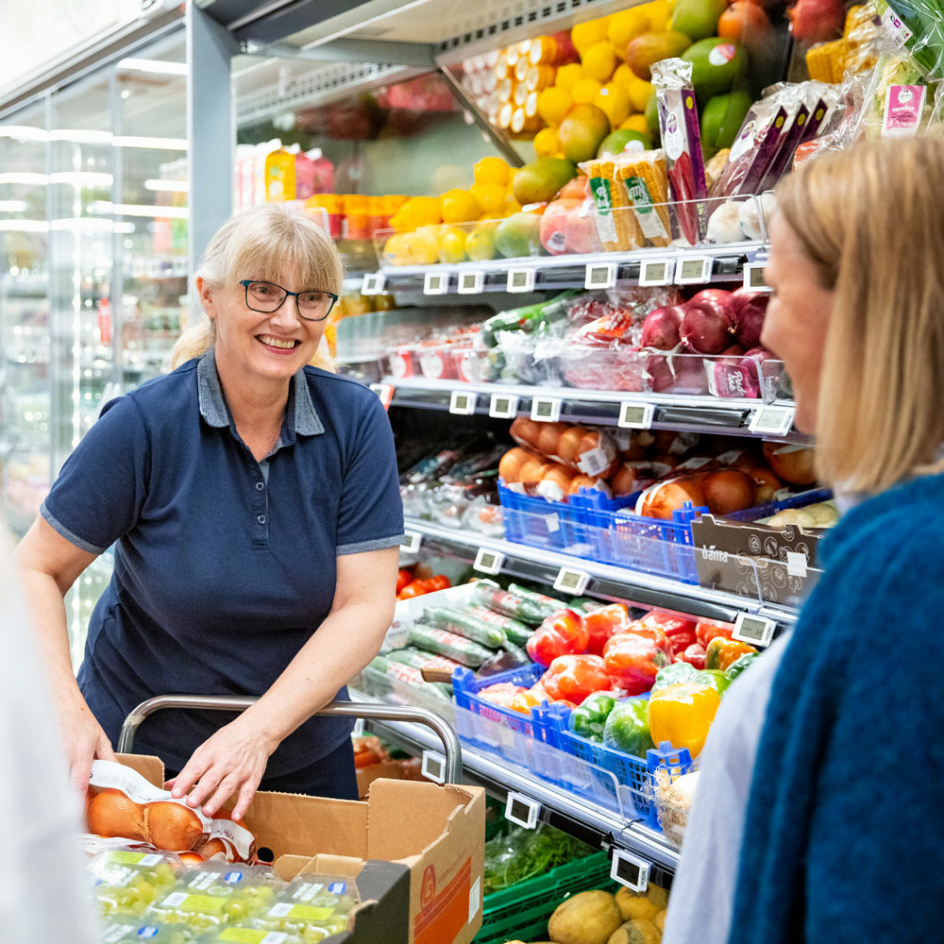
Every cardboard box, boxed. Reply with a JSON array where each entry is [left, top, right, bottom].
[[690, 514, 826, 607], [356, 759, 410, 799], [120, 755, 486, 944]]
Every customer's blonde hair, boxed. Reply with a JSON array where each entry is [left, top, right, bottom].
[[776, 138, 944, 492], [171, 203, 344, 370]]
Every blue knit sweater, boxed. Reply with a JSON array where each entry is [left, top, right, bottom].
[[728, 473, 944, 944]]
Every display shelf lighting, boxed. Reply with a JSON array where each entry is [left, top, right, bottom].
[[88, 200, 188, 218], [116, 58, 189, 76], [0, 126, 49, 142], [49, 171, 114, 187], [0, 200, 28, 212], [112, 136, 188, 150], [0, 172, 49, 186], [0, 219, 49, 232], [49, 129, 114, 145], [144, 178, 188, 192]]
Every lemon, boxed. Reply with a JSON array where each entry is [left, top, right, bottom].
[[438, 226, 468, 264], [594, 83, 630, 127], [470, 182, 508, 214], [571, 17, 611, 56], [644, 0, 672, 30], [628, 77, 655, 113], [537, 86, 572, 125], [473, 156, 510, 186], [466, 228, 497, 260], [405, 195, 442, 227], [613, 63, 637, 89], [440, 188, 481, 223], [554, 62, 584, 91], [571, 77, 604, 105], [388, 209, 413, 233], [533, 125, 562, 158], [405, 226, 440, 265], [581, 41, 618, 82], [608, 7, 651, 52], [620, 114, 653, 135]]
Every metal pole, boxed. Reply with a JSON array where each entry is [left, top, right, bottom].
[[117, 694, 463, 784]]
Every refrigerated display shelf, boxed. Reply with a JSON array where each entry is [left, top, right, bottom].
[[401, 516, 799, 627]]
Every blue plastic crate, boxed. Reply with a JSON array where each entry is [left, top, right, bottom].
[[645, 740, 696, 832], [497, 481, 585, 554], [724, 487, 833, 522]]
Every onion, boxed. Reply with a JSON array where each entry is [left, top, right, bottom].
[[641, 304, 687, 351], [536, 421, 569, 458], [763, 442, 817, 485], [680, 290, 737, 354], [711, 345, 761, 399], [609, 462, 659, 497], [499, 447, 537, 484], [556, 426, 587, 465], [510, 416, 541, 448], [635, 477, 707, 520], [750, 466, 782, 503], [569, 474, 612, 498], [701, 469, 757, 515], [731, 289, 769, 349], [646, 352, 709, 394]]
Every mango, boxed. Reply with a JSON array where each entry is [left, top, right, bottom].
[[626, 30, 692, 81], [495, 212, 543, 259], [701, 89, 753, 157], [598, 128, 653, 157], [559, 104, 611, 163], [671, 0, 728, 41], [512, 157, 578, 205], [682, 37, 748, 102]]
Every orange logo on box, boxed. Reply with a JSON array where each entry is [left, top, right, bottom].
[[421, 865, 437, 909]]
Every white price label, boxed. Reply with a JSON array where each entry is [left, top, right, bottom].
[[618, 402, 655, 429], [400, 530, 422, 554], [361, 273, 386, 295], [639, 258, 673, 286], [505, 792, 541, 829], [473, 548, 506, 575], [733, 612, 776, 648], [585, 262, 617, 290], [531, 397, 562, 423], [449, 390, 478, 415], [786, 551, 808, 578], [489, 393, 520, 419], [743, 263, 771, 292], [507, 268, 535, 293], [422, 750, 446, 784], [457, 270, 485, 294], [369, 383, 394, 410], [554, 567, 590, 596], [424, 271, 449, 295], [611, 850, 650, 892], [749, 405, 795, 437], [675, 255, 713, 285], [352, 719, 366, 738]]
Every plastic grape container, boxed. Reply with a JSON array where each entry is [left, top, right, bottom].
[[89, 850, 184, 916], [250, 875, 358, 942], [99, 919, 190, 943], [193, 928, 305, 944]]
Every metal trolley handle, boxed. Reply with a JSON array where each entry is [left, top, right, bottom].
[[118, 695, 462, 785]]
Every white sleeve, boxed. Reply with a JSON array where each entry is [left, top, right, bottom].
[[0, 527, 99, 942]]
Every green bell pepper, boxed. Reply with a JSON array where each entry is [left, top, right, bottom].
[[602, 697, 655, 758], [652, 662, 698, 692], [726, 652, 759, 681], [694, 668, 732, 698], [569, 692, 617, 742]]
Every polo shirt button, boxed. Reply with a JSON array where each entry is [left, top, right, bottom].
[[257, 515, 266, 524], [255, 482, 265, 491]]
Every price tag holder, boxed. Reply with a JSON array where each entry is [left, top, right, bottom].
[[507, 268, 535, 293], [585, 262, 617, 290], [352, 719, 366, 738], [421, 750, 446, 785], [505, 792, 541, 830], [361, 273, 386, 295], [743, 263, 771, 292], [531, 397, 562, 423], [457, 270, 485, 294], [639, 258, 673, 287], [424, 271, 449, 295], [749, 405, 796, 437], [733, 612, 776, 648], [449, 390, 478, 415], [611, 850, 650, 893], [489, 393, 520, 419], [474, 548, 506, 575], [675, 255, 713, 285], [786, 551, 808, 579], [400, 530, 422, 555], [618, 402, 655, 429], [554, 566, 590, 596], [369, 383, 394, 411]]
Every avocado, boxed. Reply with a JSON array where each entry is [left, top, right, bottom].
[[682, 37, 748, 103], [701, 90, 754, 157]]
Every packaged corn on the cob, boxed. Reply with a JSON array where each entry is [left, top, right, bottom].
[[806, 38, 851, 82], [582, 158, 643, 251], [616, 150, 672, 247]]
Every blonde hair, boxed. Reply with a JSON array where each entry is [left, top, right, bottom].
[[776, 138, 944, 492], [171, 203, 344, 370]]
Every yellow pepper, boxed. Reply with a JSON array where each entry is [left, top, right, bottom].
[[647, 683, 720, 759]]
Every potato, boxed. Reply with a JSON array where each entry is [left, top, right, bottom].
[[548, 890, 622, 944], [616, 886, 659, 922], [606, 920, 661, 944]]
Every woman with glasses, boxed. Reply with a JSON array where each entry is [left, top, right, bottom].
[[15, 204, 404, 818]]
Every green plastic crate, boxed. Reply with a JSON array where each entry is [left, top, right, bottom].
[[473, 851, 616, 944]]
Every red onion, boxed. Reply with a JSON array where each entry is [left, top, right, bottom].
[[680, 290, 737, 355], [730, 289, 769, 349], [710, 344, 759, 399], [641, 304, 687, 351], [646, 352, 709, 394]]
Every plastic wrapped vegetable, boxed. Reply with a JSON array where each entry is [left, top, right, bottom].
[[704, 636, 758, 670], [541, 654, 612, 705], [602, 697, 656, 758], [726, 651, 760, 680], [425, 605, 507, 649], [478, 681, 526, 709], [526, 609, 589, 667], [653, 663, 730, 697], [648, 682, 721, 758], [569, 692, 618, 742], [603, 626, 673, 694], [509, 689, 547, 714], [696, 619, 735, 648], [584, 603, 632, 656], [472, 579, 549, 625], [678, 642, 707, 669], [641, 610, 698, 657]]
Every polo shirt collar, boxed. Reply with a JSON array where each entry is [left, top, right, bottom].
[[197, 347, 324, 438]]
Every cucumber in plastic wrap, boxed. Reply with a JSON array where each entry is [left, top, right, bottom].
[[366, 655, 453, 700], [408, 624, 493, 667], [471, 579, 548, 625], [508, 582, 570, 619], [467, 604, 533, 646], [425, 604, 508, 649]]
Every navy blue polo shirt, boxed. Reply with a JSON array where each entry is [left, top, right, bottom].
[[41, 348, 404, 777]]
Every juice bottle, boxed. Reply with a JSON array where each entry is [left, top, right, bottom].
[[295, 148, 316, 200], [264, 143, 295, 202], [309, 148, 335, 194]]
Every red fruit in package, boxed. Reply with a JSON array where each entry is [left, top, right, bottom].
[[603, 626, 673, 695], [541, 654, 613, 705], [584, 603, 632, 656], [640, 610, 698, 655], [696, 619, 735, 648], [678, 642, 707, 670]]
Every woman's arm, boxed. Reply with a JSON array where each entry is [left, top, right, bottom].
[[171, 546, 398, 818], [14, 518, 117, 790]]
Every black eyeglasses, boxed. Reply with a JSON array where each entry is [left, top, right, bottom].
[[239, 280, 339, 322]]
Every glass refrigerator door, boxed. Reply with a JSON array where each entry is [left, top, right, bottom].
[[0, 105, 51, 538]]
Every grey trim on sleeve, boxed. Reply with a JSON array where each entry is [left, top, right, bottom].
[[40, 502, 107, 555], [336, 534, 406, 556]]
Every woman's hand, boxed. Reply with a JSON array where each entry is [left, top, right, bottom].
[[59, 694, 118, 795], [167, 712, 278, 820]]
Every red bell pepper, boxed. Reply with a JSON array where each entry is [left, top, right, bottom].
[[677, 642, 707, 670], [641, 611, 698, 656], [541, 654, 612, 705], [396, 569, 413, 594], [696, 619, 735, 648], [584, 603, 631, 656], [526, 609, 589, 667], [478, 682, 526, 709], [603, 627, 673, 695]]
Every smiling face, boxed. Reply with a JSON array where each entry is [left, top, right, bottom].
[[198, 268, 327, 384], [761, 212, 836, 435]]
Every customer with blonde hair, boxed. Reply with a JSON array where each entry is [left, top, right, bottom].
[[664, 137, 944, 943], [16, 203, 403, 817]]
